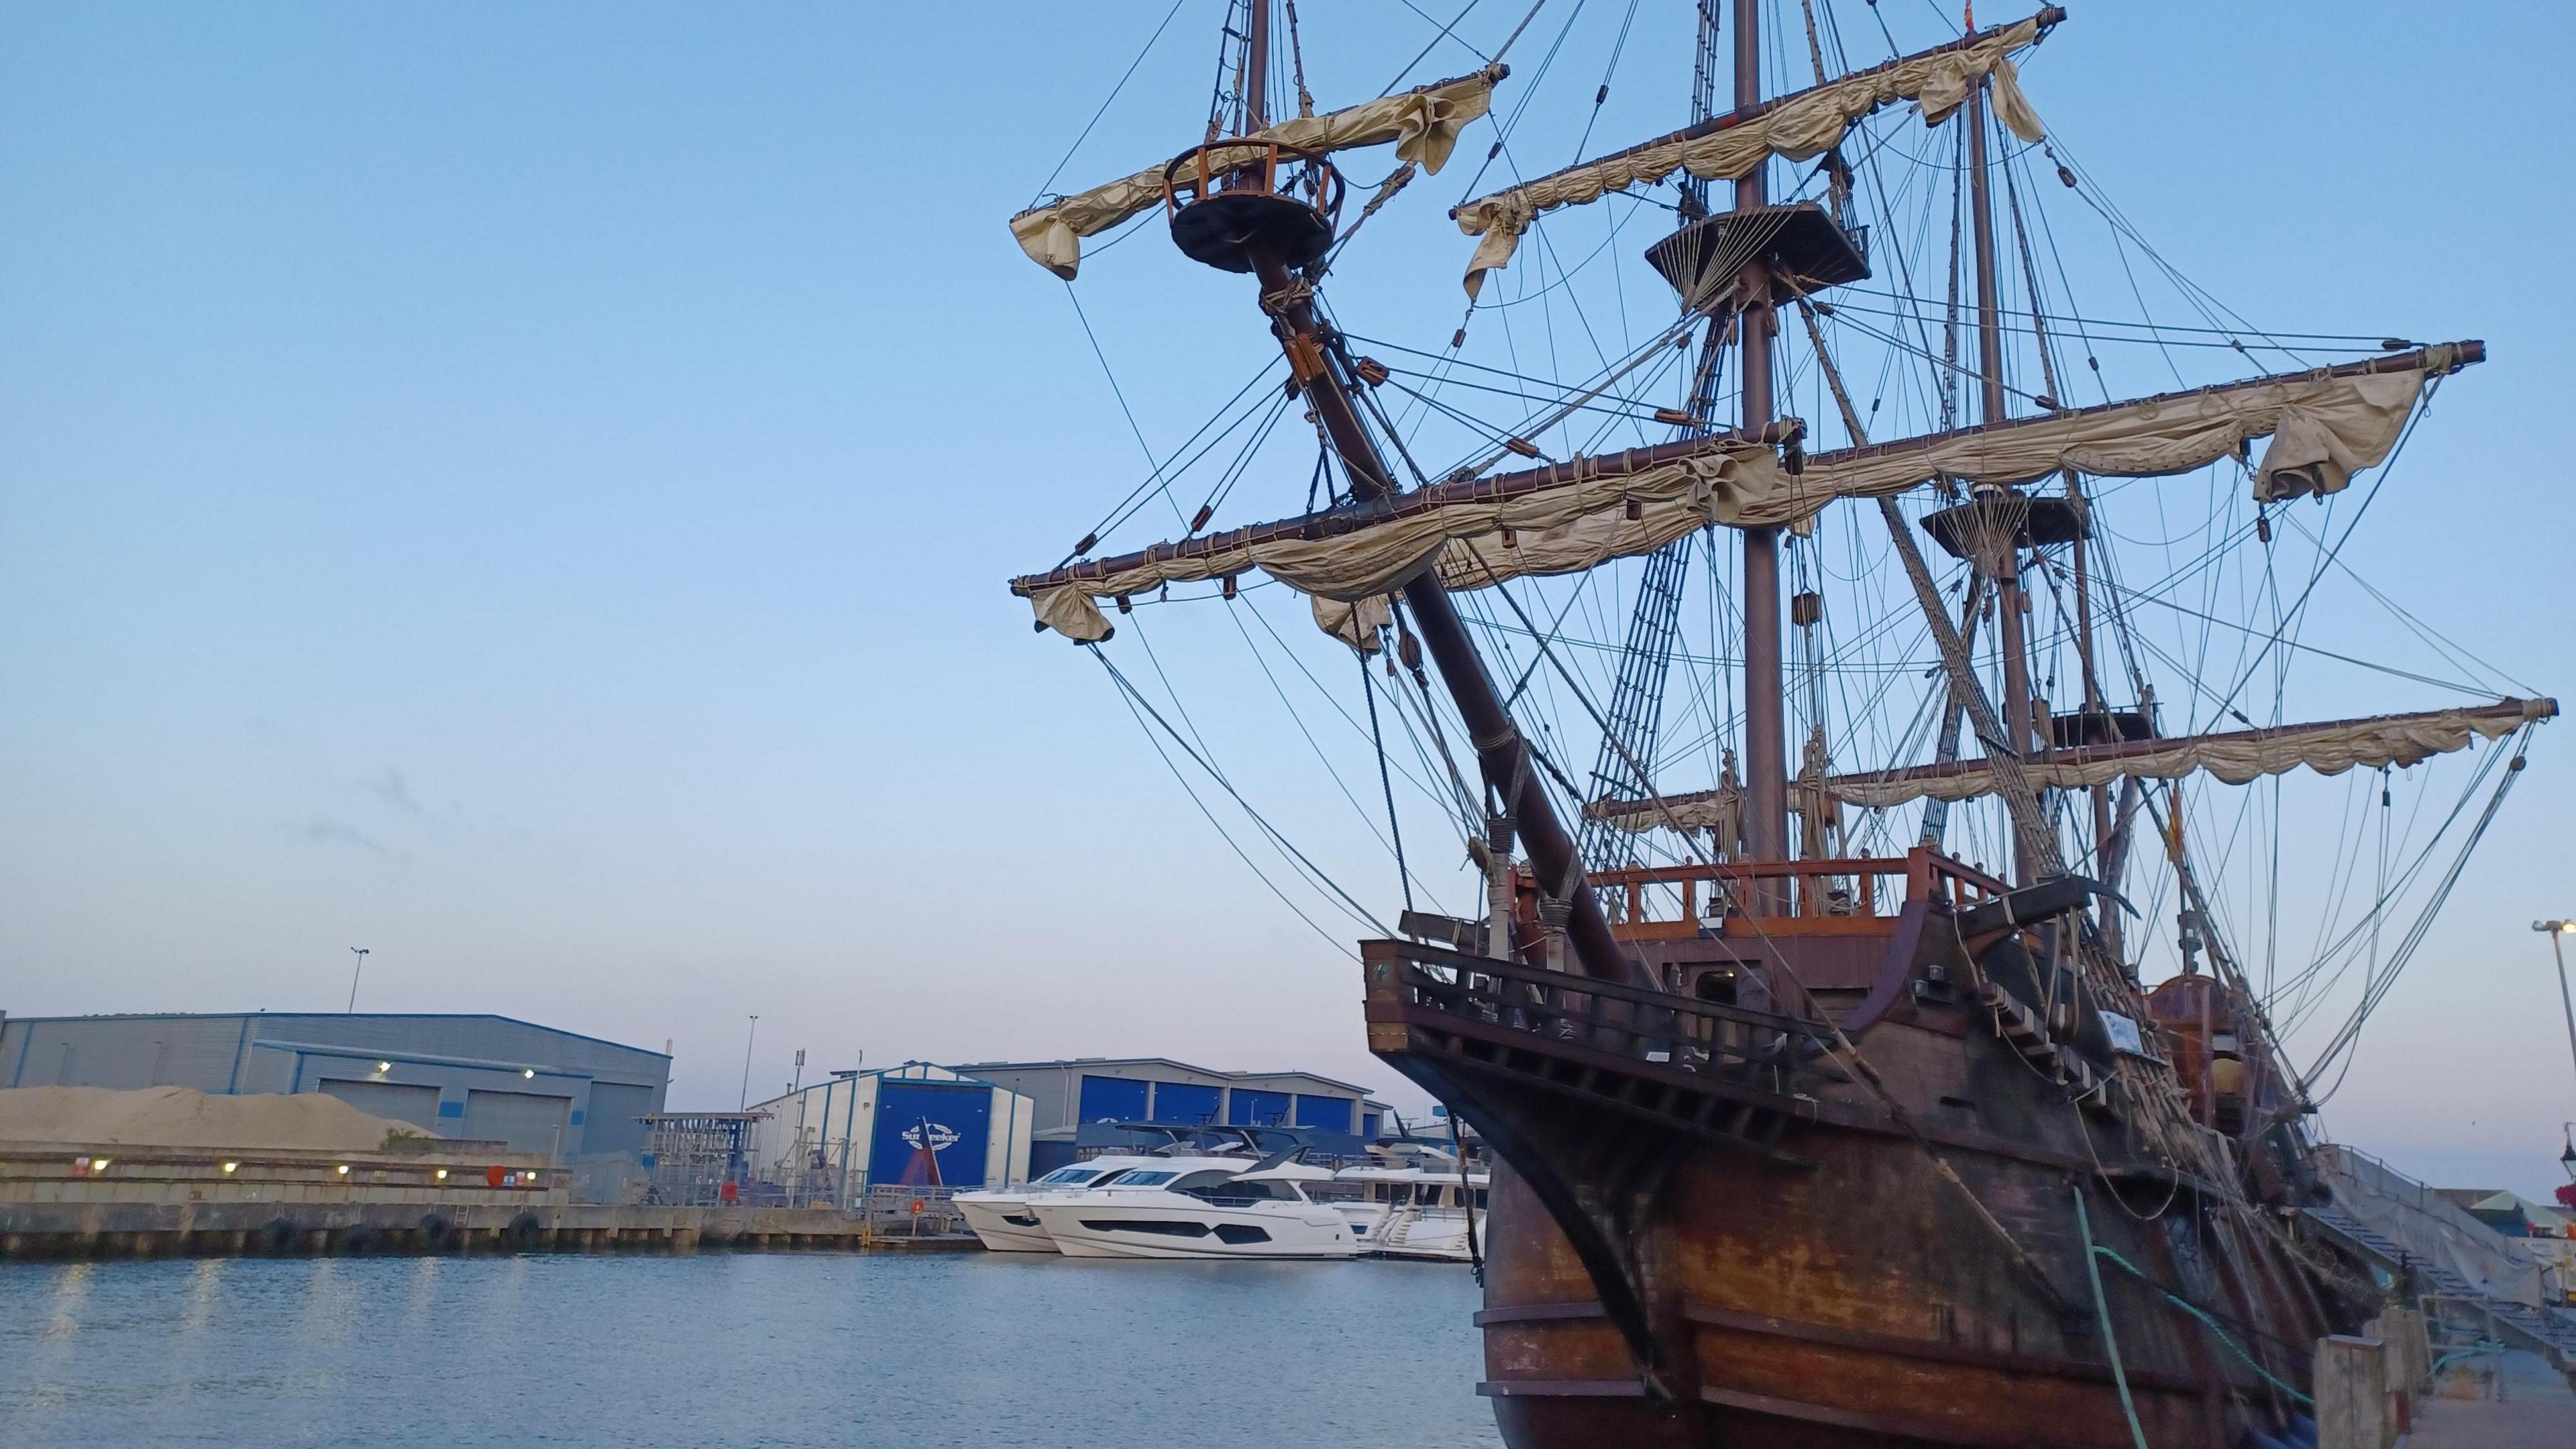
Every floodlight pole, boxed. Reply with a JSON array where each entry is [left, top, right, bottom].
[[347, 947, 370, 1013], [739, 1015, 760, 1110], [2538, 922, 2576, 1098]]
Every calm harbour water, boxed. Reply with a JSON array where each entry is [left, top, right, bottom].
[[2, 1250, 1505, 1448]]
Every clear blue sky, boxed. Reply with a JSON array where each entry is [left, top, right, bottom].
[[3, 3, 2571, 1191]]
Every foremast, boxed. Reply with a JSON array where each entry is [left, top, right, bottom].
[[1220, 3, 1649, 991]]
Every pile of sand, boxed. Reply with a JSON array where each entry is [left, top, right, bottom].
[[0, 1085, 441, 1152]]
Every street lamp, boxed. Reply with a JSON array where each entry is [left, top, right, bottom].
[[2534, 921, 2576, 1099], [347, 947, 370, 1013], [738, 1015, 760, 1110]]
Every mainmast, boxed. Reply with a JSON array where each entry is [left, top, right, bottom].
[[1966, 63, 2039, 885], [1243, 0, 1267, 130], [1733, 0, 1789, 898]]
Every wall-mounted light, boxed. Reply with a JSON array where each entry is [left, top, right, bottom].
[[376, 1061, 391, 1073], [91, 1158, 111, 1171], [523, 1068, 535, 1079], [221, 1162, 238, 1174], [434, 1168, 448, 1180], [336, 1164, 350, 1175]]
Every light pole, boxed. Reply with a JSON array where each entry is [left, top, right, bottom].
[[2535, 921, 2576, 1096], [346, 947, 370, 1013], [738, 1015, 759, 1110]]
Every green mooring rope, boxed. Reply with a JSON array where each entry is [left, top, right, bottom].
[[2088, 1238, 2316, 1408], [2074, 1186, 2153, 1448]]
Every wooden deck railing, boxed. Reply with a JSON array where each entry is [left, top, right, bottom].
[[1362, 938, 1846, 1097], [1567, 846, 2013, 937]]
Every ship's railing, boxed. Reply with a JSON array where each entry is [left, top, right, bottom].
[[1161, 140, 1345, 226], [1578, 846, 2011, 937], [1363, 937, 1844, 1094]]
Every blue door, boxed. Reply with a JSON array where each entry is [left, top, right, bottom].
[[1228, 1089, 1291, 1126], [1150, 1082, 1222, 1124], [1293, 1095, 1355, 1134], [1077, 1075, 1150, 1122], [867, 1082, 992, 1189]]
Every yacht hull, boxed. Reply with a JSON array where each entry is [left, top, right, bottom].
[[955, 1193, 1057, 1253], [1029, 1199, 1359, 1260]]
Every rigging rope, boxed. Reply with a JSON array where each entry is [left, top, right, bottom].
[[1091, 644, 1389, 938], [1030, 0, 1192, 205], [1362, 643, 1417, 913]]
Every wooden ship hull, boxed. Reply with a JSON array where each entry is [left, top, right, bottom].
[[1366, 853, 2357, 1448]]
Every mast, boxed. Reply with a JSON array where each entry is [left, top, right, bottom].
[[1267, 254, 1640, 987], [1574, 1, 1727, 882], [1231, 5, 1650, 984], [1244, 1, 1267, 130], [1734, 0, 1788, 898], [1246, 259, 1647, 990], [1967, 67, 2038, 884]]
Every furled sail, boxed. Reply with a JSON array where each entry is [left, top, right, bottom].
[[1011, 345, 2475, 641], [1010, 68, 1501, 280], [1803, 343, 2473, 506], [1590, 698, 2557, 828], [1454, 12, 2054, 299], [1012, 435, 1788, 643]]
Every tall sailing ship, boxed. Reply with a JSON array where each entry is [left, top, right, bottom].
[[1002, 4, 2551, 1445]]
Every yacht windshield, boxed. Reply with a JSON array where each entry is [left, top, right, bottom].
[[1034, 1167, 1102, 1186], [1114, 1171, 1177, 1187]]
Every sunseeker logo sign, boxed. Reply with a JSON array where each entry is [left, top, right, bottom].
[[902, 1120, 960, 1153]]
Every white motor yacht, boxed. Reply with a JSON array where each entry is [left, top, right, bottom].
[[955, 1155, 1164, 1253], [1028, 1157, 1359, 1259], [1330, 1163, 1489, 1263]]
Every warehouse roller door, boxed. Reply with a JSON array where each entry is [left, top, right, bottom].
[[463, 1089, 572, 1158], [319, 1079, 442, 1134], [583, 1082, 657, 1157], [1293, 1095, 1355, 1134], [1149, 1082, 1220, 1125], [1228, 1089, 1291, 1127], [1077, 1075, 1148, 1122]]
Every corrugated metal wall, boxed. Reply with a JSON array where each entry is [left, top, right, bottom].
[[464, 1089, 572, 1155], [0, 1014, 668, 1167], [2, 1016, 257, 1091], [584, 1082, 657, 1157], [317, 1079, 441, 1132]]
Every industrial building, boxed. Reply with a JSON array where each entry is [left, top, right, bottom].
[[0, 1012, 669, 1169], [951, 1057, 1393, 1140], [735, 1063, 1032, 1208]]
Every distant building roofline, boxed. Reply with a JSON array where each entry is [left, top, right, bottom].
[[743, 1061, 1021, 1112], [948, 1058, 1386, 1098], [0, 1010, 670, 1061]]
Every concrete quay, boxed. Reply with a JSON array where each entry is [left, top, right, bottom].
[[0, 1140, 974, 1258], [0, 1197, 975, 1259]]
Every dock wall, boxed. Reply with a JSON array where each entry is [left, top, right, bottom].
[[0, 1141, 971, 1258]]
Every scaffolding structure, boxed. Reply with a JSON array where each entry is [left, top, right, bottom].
[[639, 1111, 768, 1207]]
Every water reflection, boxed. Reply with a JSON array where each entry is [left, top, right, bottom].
[[0, 1253, 1499, 1449]]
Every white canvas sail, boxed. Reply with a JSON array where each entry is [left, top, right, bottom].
[[1455, 15, 2050, 299], [1590, 698, 2556, 828], [1013, 347, 2470, 641], [1011, 68, 1500, 281]]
